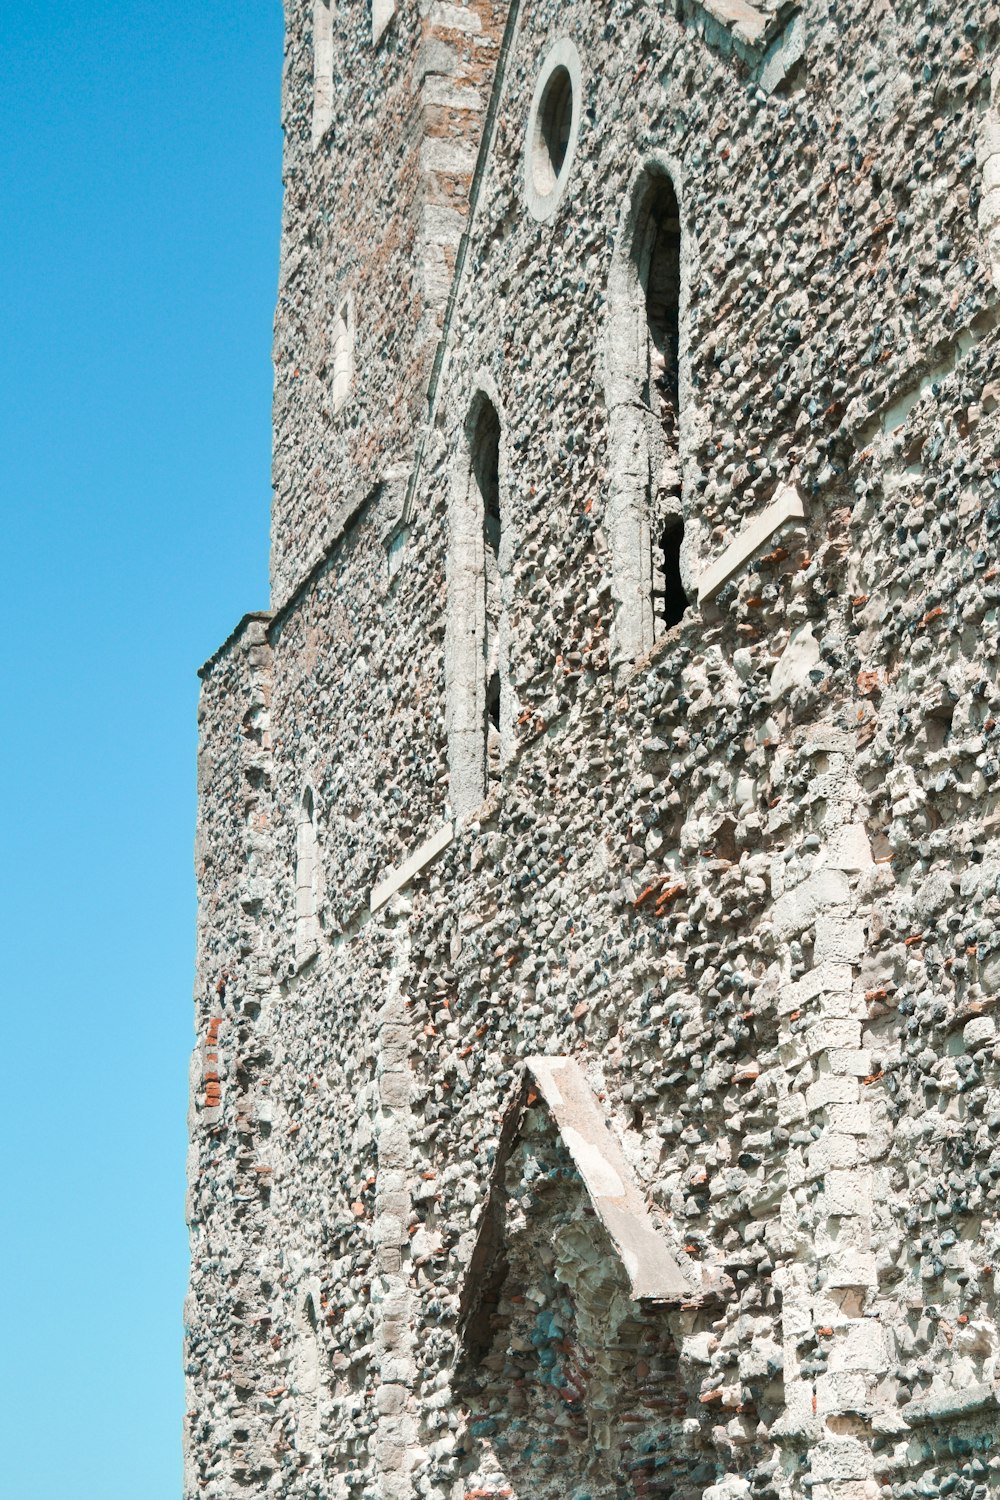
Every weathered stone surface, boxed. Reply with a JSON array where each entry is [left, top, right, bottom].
[[186, 1, 1000, 1497]]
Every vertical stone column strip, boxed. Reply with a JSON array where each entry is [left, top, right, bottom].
[[773, 730, 885, 1495], [978, 71, 1000, 287], [373, 898, 416, 1500], [445, 452, 487, 818]]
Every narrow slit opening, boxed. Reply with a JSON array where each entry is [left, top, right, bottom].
[[654, 521, 688, 631]]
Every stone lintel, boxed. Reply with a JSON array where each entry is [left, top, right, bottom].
[[902, 1382, 1000, 1425]]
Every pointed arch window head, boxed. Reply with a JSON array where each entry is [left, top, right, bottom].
[[295, 788, 320, 967]]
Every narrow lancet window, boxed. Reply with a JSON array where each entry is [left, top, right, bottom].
[[638, 176, 688, 639], [446, 394, 509, 817], [295, 789, 320, 966], [606, 165, 691, 666], [475, 401, 503, 775]]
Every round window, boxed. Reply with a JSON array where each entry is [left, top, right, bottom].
[[524, 40, 583, 222]]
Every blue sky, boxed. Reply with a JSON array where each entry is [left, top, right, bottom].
[[0, 2, 283, 1493]]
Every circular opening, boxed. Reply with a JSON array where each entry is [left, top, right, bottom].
[[524, 40, 582, 222], [533, 64, 574, 196]]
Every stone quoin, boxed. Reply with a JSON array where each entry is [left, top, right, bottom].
[[186, 2, 1000, 1497]]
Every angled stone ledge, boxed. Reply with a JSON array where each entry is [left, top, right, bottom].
[[458, 1054, 725, 1352], [370, 821, 454, 913], [698, 481, 806, 604], [901, 1382, 1000, 1426]]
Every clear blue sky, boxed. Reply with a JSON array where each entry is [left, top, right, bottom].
[[0, 3, 283, 1493]]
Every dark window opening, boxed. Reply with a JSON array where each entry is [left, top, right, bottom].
[[486, 671, 501, 733], [641, 176, 681, 450], [474, 401, 501, 560], [471, 396, 503, 784], [635, 173, 685, 640], [536, 65, 574, 191], [653, 520, 688, 631]]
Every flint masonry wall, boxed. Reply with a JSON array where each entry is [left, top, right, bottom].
[[187, 2, 1000, 1498]]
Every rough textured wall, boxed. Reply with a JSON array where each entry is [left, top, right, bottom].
[[271, 0, 505, 600], [188, 1, 1000, 1499]]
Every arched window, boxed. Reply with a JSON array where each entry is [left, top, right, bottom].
[[312, 0, 333, 146], [606, 164, 691, 666], [474, 400, 502, 745], [295, 788, 320, 966], [446, 393, 510, 817]]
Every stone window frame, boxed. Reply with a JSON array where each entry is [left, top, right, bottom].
[[523, 38, 584, 223], [330, 296, 354, 413], [445, 378, 515, 819], [604, 152, 697, 670], [294, 786, 321, 968], [312, 0, 334, 147]]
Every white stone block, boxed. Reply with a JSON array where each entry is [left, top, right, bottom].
[[814, 917, 866, 965], [810, 1439, 873, 1483], [808, 1133, 859, 1173], [826, 824, 872, 871], [806, 1075, 860, 1111], [804, 1018, 862, 1056], [824, 1250, 877, 1289], [815, 1370, 869, 1413], [827, 1102, 872, 1136], [829, 1320, 887, 1373], [779, 962, 853, 1015], [825, 1048, 872, 1077], [820, 1170, 872, 1217]]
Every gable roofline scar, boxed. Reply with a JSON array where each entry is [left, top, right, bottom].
[[457, 1056, 729, 1361], [198, 612, 274, 680]]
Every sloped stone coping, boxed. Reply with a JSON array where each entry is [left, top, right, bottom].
[[458, 1057, 729, 1365], [697, 481, 806, 604], [370, 821, 455, 913], [678, 0, 799, 57], [524, 1056, 699, 1301]]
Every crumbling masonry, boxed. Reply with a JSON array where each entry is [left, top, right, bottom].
[[186, 2, 1000, 1497]]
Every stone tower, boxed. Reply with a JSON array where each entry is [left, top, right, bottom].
[[186, 2, 1000, 1497]]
